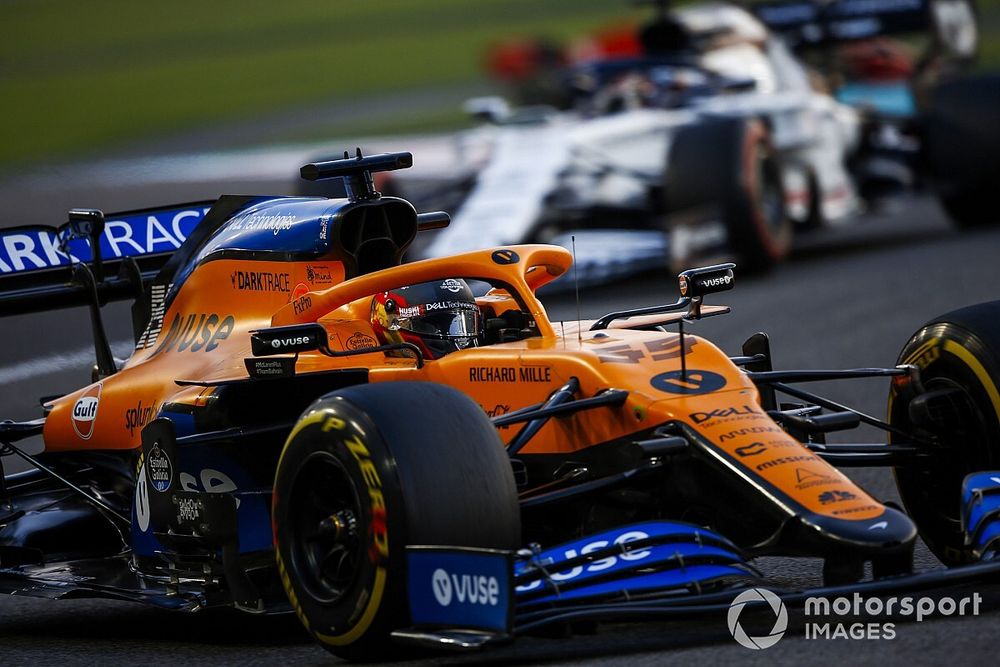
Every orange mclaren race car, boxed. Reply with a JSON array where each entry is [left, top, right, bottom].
[[1, 152, 999, 660]]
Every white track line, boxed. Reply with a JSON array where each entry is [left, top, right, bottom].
[[12, 135, 456, 188], [0, 341, 135, 384]]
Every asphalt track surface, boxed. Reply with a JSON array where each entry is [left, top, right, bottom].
[[1, 162, 1000, 664]]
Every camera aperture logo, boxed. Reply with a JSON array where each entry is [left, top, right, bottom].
[[728, 587, 788, 649]]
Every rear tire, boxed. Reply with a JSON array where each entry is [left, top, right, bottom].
[[890, 301, 1000, 564], [666, 118, 791, 272], [923, 74, 1000, 228], [802, 170, 826, 230], [273, 382, 520, 660]]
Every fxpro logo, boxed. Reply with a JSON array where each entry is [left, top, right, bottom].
[[728, 588, 788, 649], [431, 568, 500, 607]]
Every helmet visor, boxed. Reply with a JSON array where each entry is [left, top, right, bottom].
[[397, 308, 481, 340]]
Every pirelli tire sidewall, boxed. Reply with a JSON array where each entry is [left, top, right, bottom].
[[273, 397, 405, 654], [891, 301, 1000, 564], [273, 382, 521, 659]]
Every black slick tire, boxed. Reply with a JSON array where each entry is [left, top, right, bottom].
[[891, 300, 1000, 564], [272, 382, 520, 660]]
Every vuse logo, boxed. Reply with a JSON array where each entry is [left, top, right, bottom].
[[431, 568, 499, 607], [432, 569, 453, 605]]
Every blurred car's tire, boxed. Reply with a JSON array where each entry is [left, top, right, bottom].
[[924, 73, 1000, 228], [273, 382, 520, 660], [801, 169, 826, 230], [890, 300, 1000, 564], [666, 117, 791, 271]]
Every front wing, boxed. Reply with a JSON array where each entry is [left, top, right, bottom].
[[395, 519, 1000, 650]]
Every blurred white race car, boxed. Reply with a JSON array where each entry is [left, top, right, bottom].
[[303, 0, 994, 282]]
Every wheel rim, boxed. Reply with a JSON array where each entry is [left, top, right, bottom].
[[287, 451, 364, 605], [902, 377, 992, 534]]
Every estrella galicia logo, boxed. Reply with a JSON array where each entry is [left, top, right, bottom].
[[650, 370, 726, 395], [346, 332, 377, 350], [491, 249, 520, 265], [728, 587, 788, 649], [146, 443, 173, 493]]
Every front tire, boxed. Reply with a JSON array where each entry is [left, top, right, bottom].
[[890, 301, 1000, 564], [273, 382, 520, 660]]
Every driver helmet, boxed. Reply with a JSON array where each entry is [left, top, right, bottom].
[[371, 278, 483, 360]]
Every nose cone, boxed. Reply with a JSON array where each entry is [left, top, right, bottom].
[[804, 504, 917, 555]]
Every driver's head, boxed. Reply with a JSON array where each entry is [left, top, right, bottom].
[[370, 279, 482, 360]]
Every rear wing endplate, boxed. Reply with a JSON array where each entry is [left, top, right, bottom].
[[0, 202, 212, 316]]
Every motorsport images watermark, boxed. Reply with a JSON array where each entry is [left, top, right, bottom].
[[727, 587, 983, 648]]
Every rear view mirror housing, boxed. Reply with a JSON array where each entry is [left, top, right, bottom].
[[678, 263, 735, 300], [462, 96, 511, 124], [250, 323, 328, 357]]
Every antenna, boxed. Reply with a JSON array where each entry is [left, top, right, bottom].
[[572, 235, 582, 344], [674, 263, 734, 383], [678, 316, 687, 382]]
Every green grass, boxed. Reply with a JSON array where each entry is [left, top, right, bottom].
[[978, 5, 1000, 73], [0, 0, 643, 167], [2, 0, 997, 169], [279, 107, 477, 144]]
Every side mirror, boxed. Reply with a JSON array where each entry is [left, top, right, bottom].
[[462, 96, 511, 124], [248, 322, 426, 369], [678, 263, 735, 299], [250, 323, 328, 357]]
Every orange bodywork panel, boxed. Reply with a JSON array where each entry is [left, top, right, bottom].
[[42, 244, 884, 524], [42, 258, 346, 451]]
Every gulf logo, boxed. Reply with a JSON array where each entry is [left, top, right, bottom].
[[72, 383, 102, 440]]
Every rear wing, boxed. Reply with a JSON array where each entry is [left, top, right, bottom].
[[0, 202, 213, 317], [750, 0, 977, 58]]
